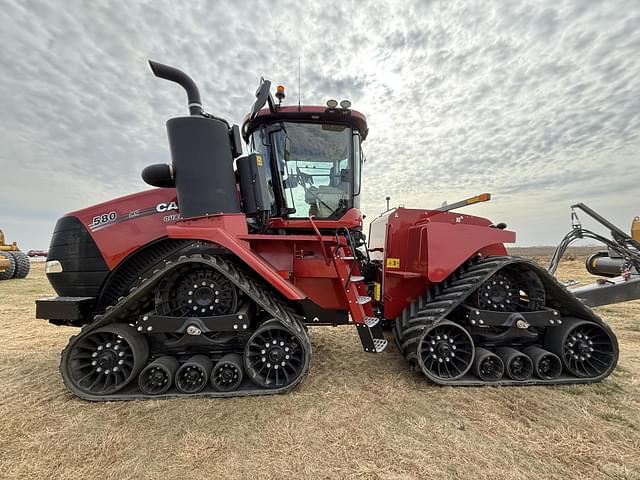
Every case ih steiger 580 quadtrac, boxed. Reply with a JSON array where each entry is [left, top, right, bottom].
[[37, 62, 619, 401]]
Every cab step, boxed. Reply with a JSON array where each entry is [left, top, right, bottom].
[[357, 295, 371, 304], [350, 275, 365, 282], [356, 316, 388, 353], [365, 316, 380, 328]]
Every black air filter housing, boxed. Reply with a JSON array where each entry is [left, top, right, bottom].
[[167, 116, 241, 219]]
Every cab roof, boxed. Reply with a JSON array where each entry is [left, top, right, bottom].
[[242, 105, 368, 142]]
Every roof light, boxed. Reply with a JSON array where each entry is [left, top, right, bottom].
[[275, 84, 285, 104], [340, 100, 351, 109], [326, 99, 338, 108]]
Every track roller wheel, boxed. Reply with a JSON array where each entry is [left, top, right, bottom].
[[496, 347, 533, 381], [175, 355, 213, 394], [522, 346, 562, 380], [472, 347, 504, 381], [416, 320, 474, 382], [211, 353, 244, 392], [244, 319, 307, 389], [138, 356, 179, 395], [62, 323, 149, 396], [544, 318, 618, 378]]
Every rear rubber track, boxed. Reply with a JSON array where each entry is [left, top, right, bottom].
[[395, 255, 618, 386]]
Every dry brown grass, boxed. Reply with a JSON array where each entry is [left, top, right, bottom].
[[1, 251, 639, 479]]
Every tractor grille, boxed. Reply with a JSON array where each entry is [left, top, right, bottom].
[[47, 216, 109, 297]]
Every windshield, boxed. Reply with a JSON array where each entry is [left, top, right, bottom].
[[271, 122, 353, 219]]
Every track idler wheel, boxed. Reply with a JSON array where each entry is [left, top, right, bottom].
[[472, 347, 504, 381], [544, 318, 618, 379], [522, 346, 562, 380], [211, 353, 244, 392], [496, 347, 533, 381], [244, 319, 308, 389], [62, 323, 149, 396], [175, 355, 213, 394], [138, 356, 179, 395], [417, 320, 474, 382]]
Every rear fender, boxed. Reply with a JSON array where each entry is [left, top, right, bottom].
[[166, 215, 306, 301], [421, 222, 514, 282]]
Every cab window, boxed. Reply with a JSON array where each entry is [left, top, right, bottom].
[[271, 122, 353, 219]]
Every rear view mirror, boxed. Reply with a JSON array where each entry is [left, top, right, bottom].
[[250, 78, 277, 120]]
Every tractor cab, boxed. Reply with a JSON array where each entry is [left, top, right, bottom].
[[242, 85, 368, 223]]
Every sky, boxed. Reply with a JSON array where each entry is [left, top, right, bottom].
[[1, 0, 639, 250]]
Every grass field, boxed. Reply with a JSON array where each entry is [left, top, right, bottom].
[[1, 251, 639, 479]]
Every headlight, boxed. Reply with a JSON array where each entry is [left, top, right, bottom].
[[45, 260, 63, 273]]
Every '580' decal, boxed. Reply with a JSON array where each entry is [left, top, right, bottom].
[[88, 202, 180, 231], [89, 211, 117, 229]]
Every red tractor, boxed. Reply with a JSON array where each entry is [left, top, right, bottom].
[[37, 62, 618, 400]]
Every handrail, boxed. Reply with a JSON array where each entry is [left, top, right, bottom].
[[335, 226, 359, 288], [308, 216, 330, 265]]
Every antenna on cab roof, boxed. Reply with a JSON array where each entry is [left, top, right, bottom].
[[298, 56, 301, 111]]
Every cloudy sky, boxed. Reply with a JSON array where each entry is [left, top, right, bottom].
[[1, 0, 639, 249]]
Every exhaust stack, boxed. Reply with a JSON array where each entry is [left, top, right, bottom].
[[143, 61, 241, 219]]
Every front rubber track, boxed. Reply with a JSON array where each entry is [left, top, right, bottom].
[[59, 249, 311, 401]]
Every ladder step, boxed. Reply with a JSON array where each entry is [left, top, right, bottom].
[[365, 316, 380, 328], [373, 338, 388, 353], [357, 296, 371, 304], [342, 256, 355, 260], [356, 321, 387, 353], [350, 275, 365, 282]]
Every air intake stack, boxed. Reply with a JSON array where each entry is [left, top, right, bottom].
[[142, 61, 242, 219]]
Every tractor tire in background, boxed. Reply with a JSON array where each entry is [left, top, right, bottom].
[[0, 252, 16, 280], [11, 251, 30, 279]]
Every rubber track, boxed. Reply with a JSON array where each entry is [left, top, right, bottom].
[[60, 251, 311, 401], [395, 255, 618, 386]]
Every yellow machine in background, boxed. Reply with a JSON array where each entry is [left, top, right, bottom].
[[0, 230, 30, 280]]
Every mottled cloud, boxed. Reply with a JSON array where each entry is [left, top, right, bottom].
[[1, 0, 639, 248]]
